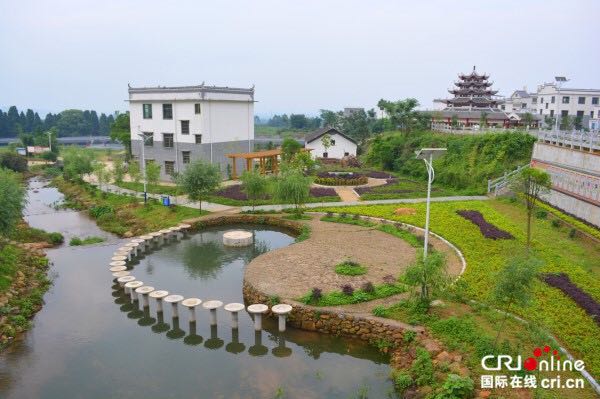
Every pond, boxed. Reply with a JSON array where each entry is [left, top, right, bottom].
[[0, 178, 397, 399]]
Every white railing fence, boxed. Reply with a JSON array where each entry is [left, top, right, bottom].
[[487, 164, 529, 196]]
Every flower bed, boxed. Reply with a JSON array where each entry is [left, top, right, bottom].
[[315, 172, 368, 186], [355, 178, 399, 195], [210, 184, 340, 205], [366, 171, 395, 179], [310, 187, 337, 197], [542, 273, 600, 327], [456, 210, 513, 240]]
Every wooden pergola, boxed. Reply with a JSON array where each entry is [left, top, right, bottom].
[[226, 148, 312, 179]]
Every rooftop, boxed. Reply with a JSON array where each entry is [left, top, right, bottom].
[[128, 83, 254, 95]]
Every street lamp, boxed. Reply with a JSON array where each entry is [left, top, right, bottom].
[[137, 129, 149, 203], [415, 148, 447, 259], [554, 76, 569, 131]]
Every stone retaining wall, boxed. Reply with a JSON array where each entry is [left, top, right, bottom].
[[187, 214, 304, 235]]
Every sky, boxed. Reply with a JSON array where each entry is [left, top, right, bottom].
[[1, 0, 599, 118]]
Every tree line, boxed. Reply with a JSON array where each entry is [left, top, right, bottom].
[[0, 106, 117, 138]]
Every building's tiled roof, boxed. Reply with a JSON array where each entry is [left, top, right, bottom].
[[512, 90, 530, 98], [128, 84, 254, 95], [305, 127, 357, 144]]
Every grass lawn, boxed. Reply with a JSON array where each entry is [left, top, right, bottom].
[[55, 177, 205, 237], [358, 176, 482, 200], [114, 181, 180, 196], [8, 222, 64, 246], [316, 199, 600, 377]]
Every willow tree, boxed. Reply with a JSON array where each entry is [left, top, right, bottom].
[[240, 170, 269, 210], [273, 169, 311, 214], [177, 159, 221, 212]]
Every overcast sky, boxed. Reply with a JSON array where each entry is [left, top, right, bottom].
[[1, 0, 599, 117]]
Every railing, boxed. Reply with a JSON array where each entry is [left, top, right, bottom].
[[487, 164, 529, 196], [534, 130, 600, 152]]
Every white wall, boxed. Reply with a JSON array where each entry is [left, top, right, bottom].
[[129, 91, 253, 145], [306, 133, 357, 159]]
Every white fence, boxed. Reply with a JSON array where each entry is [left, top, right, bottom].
[[487, 164, 529, 196]]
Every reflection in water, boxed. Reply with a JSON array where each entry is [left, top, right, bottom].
[[204, 325, 225, 350], [249, 331, 269, 357], [272, 335, 292, 358], [138, 307, 156, 327], [183, 322, 203, 346], [182, 240, 225, 279], [166, 317, 186, 340], [152, 312, 170, 334], [225, 328, 245, 354]]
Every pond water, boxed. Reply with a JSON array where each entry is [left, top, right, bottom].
[[0, 178, 397, 399]]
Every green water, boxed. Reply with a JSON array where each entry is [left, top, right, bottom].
[[0, 179, 397, 399]]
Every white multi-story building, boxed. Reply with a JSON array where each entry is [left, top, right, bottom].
[[128, 84, 255, 180], [503, 83, 600, 130]]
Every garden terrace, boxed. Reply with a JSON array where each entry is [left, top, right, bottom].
[[315, 199, 600, 377]]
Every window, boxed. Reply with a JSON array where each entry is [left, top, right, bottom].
[[182, 151, 190, 164], [592, 97, 599, 105], [532, 98, 537, 104], [591, 111, 595, 118], [163, 133, 174, 148], [521, 103, 526, 109], [545, 103, 548, 109], [551, 96, 555, 104], [539, 110, 543, 115], [501, 105, 505, 110], [562, 96, 570, 104], [194, 103, 201, 114], [344, 152, 349, 156], [142, 132, 153, 146], [181, 120, 190, 135], [540, 97, 544, 104], [576, 111, 584, 117], [550, 110, 555, 117], [322, 152, 328, 158], [195, 134, 202, 144], [561, 110, 569, 117], [163, 104, 173, 119], [164, 161, 175, 176], [331, 139, 336, 145], [578, 97, 585, 104], [142, 104, 152, 119]]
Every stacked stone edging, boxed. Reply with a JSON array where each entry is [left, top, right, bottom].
[[186, 214, 304, 235]]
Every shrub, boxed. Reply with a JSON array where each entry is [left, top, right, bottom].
[[411, 347, 434, 386], [309, 187, 337, 198], [0, 152, 28, 172], [341, 284, 354, 296], [89, 205, 114, 219], [361, 281, 375, 293], [335, 261, 367, 276], [394, 371, 413, 392], [382, 274, 396, 285], [268, 295, 281, 306], [69, 236, 105, 246], [311, 287, 322, 301], [372, 305, 387, 317], [456, 209, 514, 239], [403, 330, 416, 344], [569, 228, 577, 239], [47, 232, 64, 245], [535, 209, 548, 219], [551, 219, 561, 228], [315, 172, 368, 186], [435, 374, 474, 399]]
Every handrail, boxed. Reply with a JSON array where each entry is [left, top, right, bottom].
[[487, 164, 529, 196]]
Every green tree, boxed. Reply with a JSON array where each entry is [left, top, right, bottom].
[[281, 137, 302, 163], [273, 169, 311, 214], [319, 109, 341, 128], [0, 152, 28, 172], [493, 254, 540, 346], [62, 147, 94, 181], [112, 156, 126, 189], [0, 168, 26, 236], [145, 161, 161, 189], [511, 167, 551, 249], [289, 114, 308, 129], [92, 161, 111, 191], [403, 251, 448, 304], [128, 160, 141, 185], [522, 112, 534, 128], [240, 170, 269, 210], [560, 115, 573, 130], [56, 109, 90, 136], [377, 98, 420, 132], [176, 159, 221, 212], [479, 111, 488, 128], [110, 113, 131, 159], [321, 133, 332, 154]]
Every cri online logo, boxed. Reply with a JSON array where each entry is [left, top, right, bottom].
[[482, 345, 585, 372]]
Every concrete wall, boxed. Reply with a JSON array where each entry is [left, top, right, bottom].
[[532, 142, 599, 227], [306, 133, 357, 159], [131, 139, 253, 180]]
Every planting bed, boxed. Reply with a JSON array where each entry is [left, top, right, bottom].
[[542, 273, 600, 327], [314, 172, 368, 186], [456, 210, 513, 240], [210, 184, 339, 205]]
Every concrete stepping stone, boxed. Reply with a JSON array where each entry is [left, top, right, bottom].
[[136, 286, 155, 307], [125, 281, 143, 301], [149, 290, 169, 313], [164, 294, 184, 318], [202, 300, 223, 326], [247, 304, 269, 331], [271, 304, 293, 332], [181, 298, 202, 322], [224, 303, 245, 329]]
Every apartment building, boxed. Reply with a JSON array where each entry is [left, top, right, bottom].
[[128, 84, 254, 180]]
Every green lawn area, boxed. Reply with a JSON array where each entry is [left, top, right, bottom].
[[316, 199, 600, 377], [55, 178, 205, 236], [114, 181, 180, 196], [358, 176, 482, 200]]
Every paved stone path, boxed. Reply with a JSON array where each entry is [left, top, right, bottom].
[[333, 186, 360, 202]]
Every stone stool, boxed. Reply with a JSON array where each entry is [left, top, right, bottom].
[[110, 260, 127, 268], [109, 265, 127, 273], [117, 275, 135, 288], [224, 303, 245, 329], [149, 231, 162, 245], [271, 304, 293, 332], [181, 298, 202, 322], [139, 235, 154, 250], [112, 271, 131, 283], [159, 229, 172, 243], [111, 255, 128, 263], [116, 246, 133, 261], [247, 304, 269, 331], [125, 281, 143, 301], [202, 300, 223, 326], [136, 286, 155, 308], [149, 290, 169, 313], [113, 250, 131, 262], [164, 294, 184, 318], [124, 241, 140, 256]]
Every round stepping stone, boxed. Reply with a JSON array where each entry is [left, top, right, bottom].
[[271, 304, 293, 332], [182, 298, 202, 322], [164, 294, 184, 318], [203, 300, 223, 326], [117, 246, 133, 252], [113, 251, 130, 257], [125, 281, 144, 300], [140, 235, 153, 240], [130, 239, 145, 244], [117, 275, 135, 286], [135, 286, 154, 307], [125, 242, 140, 247], [223, 230, 253, 247], [149, 290, 169, 313], [224, 302, 245, 329], [109, 266, 127, 272], [112, 271, 130, 278], [110, 260, 126, 267], [247, 304, 269, 331], [111, 255, 127, 262]]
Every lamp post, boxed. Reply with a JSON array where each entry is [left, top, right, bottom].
[[137, 129, 148, 203], [45, 131, 53, 153], [554, 76, 568, 132], [415, 148, 447, 259]]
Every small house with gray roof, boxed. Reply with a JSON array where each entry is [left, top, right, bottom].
[[305, 127, 357, 159]]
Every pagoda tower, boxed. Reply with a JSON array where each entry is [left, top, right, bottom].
[[436, 66, 502, 111]]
